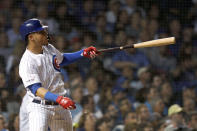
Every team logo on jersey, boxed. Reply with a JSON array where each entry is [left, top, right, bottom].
[[52, 55, 61, 72]]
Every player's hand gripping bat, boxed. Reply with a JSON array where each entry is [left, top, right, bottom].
[[98, 37, 175, 53]]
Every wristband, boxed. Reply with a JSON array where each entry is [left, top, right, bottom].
[[44, 91, 59, 102], [59, 49, 84, 66]]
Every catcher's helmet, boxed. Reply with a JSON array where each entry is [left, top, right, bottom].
[[19, 18, 48, 41]]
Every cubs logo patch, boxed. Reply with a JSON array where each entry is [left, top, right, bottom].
[[52, 55, 61, 72]]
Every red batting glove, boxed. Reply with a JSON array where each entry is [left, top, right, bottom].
[[83, 46, 100, 58], [56, 96, 76, 110]]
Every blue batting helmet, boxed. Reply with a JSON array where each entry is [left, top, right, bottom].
[[19, 18, 48, 41]]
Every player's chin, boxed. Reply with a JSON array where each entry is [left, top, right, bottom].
[[43, 39, 48, 45], [43, 42, 48, 45]]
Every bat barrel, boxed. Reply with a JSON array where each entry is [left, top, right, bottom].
[[98, 37, 175, 53], [133, 37, 175, 48]]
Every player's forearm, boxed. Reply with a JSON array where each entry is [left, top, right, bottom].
[[36, 87, 58, 102], [36, 87, 76, 110], [59, 49, 84, 66], [27, 83, 48, 98], [27, 82, 76, 109], [36, 87, 48, 98], [27, 83, 58, 102]]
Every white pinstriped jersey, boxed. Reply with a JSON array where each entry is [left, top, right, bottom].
[[19, 44, 73, 131], [19, 94, 29, 131], [19, 44, 67, 101]]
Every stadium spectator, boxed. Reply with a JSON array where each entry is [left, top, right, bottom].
[[0, 13, 7, 32], [112, 38, 150, 75], [117, 98, 133, 122], [136, 104, 151, 124], [152, 75, 163, 89], [148, 19, 159, 40], [96, 118, 111, 131], [84, 77, 100, 105], [144, 87, 159, 113], [168, 19, 182, 56], [73, 95, 103, 124], [145, 45, 177, 72], [55, 1, 77, 34], [111, 88, 126, 110], [121, 0, 145, 16], [6, 17, 22, 47], [188, 111, 197, 130], [164, 104, 189, 131], [70, 85, 83, 121], [5, 40, 25, 74], [124, 122, 138, 131], [8, 114, 19, 131], [148, 4, 160, 20], [53, 35, 69, 52], [152, 98, 166, 118], [160, 82, 174, 108], [106, 0, 120, 24], [0, 32, 9, 48], [75, 0, 98, 32], [36, 5, 59, 34], [0, 70, 6, 89], [98, 84, 113, 112], [130, 67, 151, 90], [0, 115, 8, 131], [125, 11, 142, 38], [113, 65, 134, 90], [112, 111, 137, 131], [183, 98, 196, 114], [137, 122, 153, 131], [115, 10, 129, 31], [93, 14, 108, 43], [7, 64, 22, 90], [103, 104, 118, 124], [182, 88, 196, 103], [77, 112, 96, 131], [0, 31, 12, 68]]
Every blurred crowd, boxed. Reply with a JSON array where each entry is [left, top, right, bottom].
[[0, 0, 197, 131]]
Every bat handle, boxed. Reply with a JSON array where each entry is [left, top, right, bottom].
[[98, 45, 134, 53]]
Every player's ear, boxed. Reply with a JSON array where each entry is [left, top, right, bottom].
[[28, 34, 34, 41]]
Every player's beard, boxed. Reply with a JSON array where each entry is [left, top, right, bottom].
[[42, 37, 49, 46]]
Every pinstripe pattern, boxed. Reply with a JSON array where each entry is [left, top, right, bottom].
[[19, 44, 72, 131], [19, 94, 29, 131]]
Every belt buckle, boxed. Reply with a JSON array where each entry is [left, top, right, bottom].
[[41, 100, 57, 105], [41, 100, 46, 105]]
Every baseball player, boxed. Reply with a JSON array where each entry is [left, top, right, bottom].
[[18, 18, 99, 131]]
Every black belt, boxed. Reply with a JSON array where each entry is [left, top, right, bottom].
[[32, 99, 59, 106]]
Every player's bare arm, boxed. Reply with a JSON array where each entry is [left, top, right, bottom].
[[35, 87, 76, 110]]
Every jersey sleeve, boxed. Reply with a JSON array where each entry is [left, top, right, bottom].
[[19, 61, 41, 88], [48, 44, 63, 65]]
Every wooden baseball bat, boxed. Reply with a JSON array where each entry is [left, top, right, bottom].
[[98, 37, 175, 53]]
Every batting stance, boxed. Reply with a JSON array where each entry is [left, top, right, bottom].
[[18, 18, 99, 131]]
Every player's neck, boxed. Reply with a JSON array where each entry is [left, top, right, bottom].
[[27, 42, 43, 54]]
